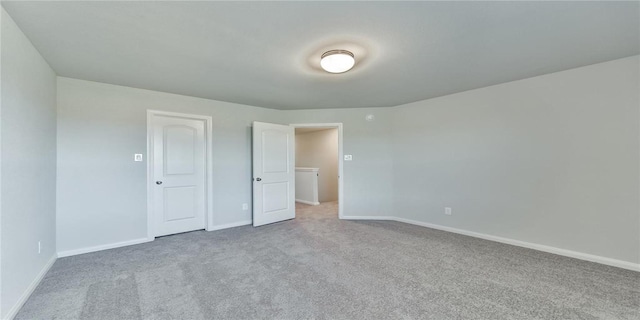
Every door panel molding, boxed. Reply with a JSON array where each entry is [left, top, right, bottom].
[[252, 122, 296, 226], [147, 110, 214, 240], [163, 125, 197, 175]]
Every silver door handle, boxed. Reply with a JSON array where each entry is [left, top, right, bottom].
[[256, 177, 262, 181], [156, 181, 163, 185]]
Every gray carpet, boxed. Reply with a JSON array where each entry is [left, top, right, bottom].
[[16, 202, 639, 319]]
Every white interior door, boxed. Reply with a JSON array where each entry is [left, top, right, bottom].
[[152, 115, 206, 236], [252, 122, 295, 226]]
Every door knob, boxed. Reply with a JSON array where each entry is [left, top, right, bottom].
[[156, 181, 163, 185], [256, 177, 262, 181]]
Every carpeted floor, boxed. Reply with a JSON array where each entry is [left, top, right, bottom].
[[16, 201, 639, 319]]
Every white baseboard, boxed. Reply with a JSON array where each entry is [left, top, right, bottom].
[[56, 221, 254, 259], [56, 220, 254, 260], [341, 215, 638, 272], [209, 220, 252, 231], [341, 215, 395, 221], [4, 254, 57, 320], [392, 217, 640, 272], [57, 238, 151, 258], [295, 199, 320, 206], [54, 215, 637, 275]]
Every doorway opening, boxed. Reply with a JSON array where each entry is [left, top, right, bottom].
[[291, 123, 344, 219], [251, 122, 344, 226]]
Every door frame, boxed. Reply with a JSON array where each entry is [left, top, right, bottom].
[[290, 123, 344, 219], [146, 110, 214, 240]]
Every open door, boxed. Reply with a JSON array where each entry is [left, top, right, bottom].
[[252, 122, 295, 226]]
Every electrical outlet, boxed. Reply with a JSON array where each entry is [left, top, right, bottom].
[[242, 203, 249, 211], [344, 155, 353, 161], [38, 241, 41, 254], [134, 154, 143, 162], [445, 207, 452, 215]]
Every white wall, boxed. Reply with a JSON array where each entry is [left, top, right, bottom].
[[57, 79, 398, 254], [56, 78, 284, 254], [287, 109, 395, 218], [1, 8, 57, 318], [295, 129, 339, 202], [55, 55, 639, 269], [391, 56, 640, 265], [0, 7, 636, 316]]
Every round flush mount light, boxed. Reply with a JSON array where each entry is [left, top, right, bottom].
[[320, 50, 355, 73]]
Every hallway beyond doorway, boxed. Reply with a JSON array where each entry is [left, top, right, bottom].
[[295, 201, 339, 220]]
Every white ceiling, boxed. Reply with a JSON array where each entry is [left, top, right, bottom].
[[3, 1, 638, 110]]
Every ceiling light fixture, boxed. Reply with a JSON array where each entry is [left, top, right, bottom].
[[320, 50, 355, 74]]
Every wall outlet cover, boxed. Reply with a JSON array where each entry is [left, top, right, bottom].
[[344, 155, 353, 161], [134, 154, 143, 161]]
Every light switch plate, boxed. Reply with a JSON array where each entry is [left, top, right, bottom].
[[134, 154, 143, 162], [344, 155, 353, 161]]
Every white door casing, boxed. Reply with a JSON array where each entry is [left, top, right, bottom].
[[252, 122, 295, 226], [150, 113, 207, 237], [290, 123, 344, 219]]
